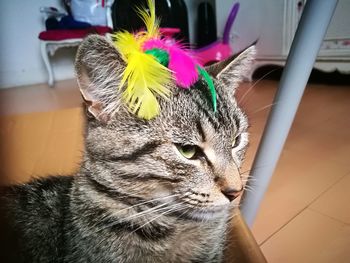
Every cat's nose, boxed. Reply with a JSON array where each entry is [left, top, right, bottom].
[[221, 187, 243, 202]]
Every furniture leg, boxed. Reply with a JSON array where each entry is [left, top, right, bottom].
[[240, 0, 339, 226], [40, 41, 54, 87]]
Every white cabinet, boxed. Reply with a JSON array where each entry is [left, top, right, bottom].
[[216, 0, 350, 78]]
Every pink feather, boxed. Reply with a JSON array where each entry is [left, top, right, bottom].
[[142, 39, 165, 51], [168, 45, 198, 88], [143, 38, 199, 88]]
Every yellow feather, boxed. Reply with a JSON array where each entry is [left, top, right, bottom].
[[113, 0, 171, 120], [122, 51, 171, 120], [113, 31, 141, 59], [136, 0, 159, 38], [114, 31, 171, 120]]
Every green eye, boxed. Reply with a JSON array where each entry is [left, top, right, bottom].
[[177, 145, 198, 159], [232, 134, 241, 148], [232, 138, 236, 148]]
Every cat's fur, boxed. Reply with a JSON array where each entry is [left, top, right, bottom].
[[0, 35, 255, 263]]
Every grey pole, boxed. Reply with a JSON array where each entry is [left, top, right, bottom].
[[241, 0, 338, 226]]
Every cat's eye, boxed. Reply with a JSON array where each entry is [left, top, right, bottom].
[[232, 135, 241, 148], [176, 144, 199, 159]]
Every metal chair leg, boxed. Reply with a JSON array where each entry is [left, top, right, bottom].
[[241, 0, 338, 226]]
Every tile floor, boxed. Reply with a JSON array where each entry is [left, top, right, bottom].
[[0, 78, 349, 262]]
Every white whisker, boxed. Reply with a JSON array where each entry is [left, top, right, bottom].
[[249, 102, 277, 116], [238, 68, 278, 105], [128, 203, 185, 236], [94, 194, 180, 233]]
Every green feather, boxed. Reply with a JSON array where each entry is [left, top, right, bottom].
[[196, 66, 217, 112], [144, 48, 169, 67]]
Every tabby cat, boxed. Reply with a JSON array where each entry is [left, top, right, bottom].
[[0, 35, 255, 263]]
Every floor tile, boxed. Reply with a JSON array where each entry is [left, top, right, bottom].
[[237, 80, 350, 246], [310, 174, 350, 224], [251, 149, 350, 244], [261, 209, 350, 263], [0, 107, 84, 184], [0, 79, 81, 116]]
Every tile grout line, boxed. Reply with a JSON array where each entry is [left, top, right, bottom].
[[308, 207, 350, 226], [306, 171, 350, 207], [258, 205, 309, 247], [258, 171, 350, 247]]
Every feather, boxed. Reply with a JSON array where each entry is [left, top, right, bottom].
[[114, 29, 172, 120], [142, 39, 165, 51], [119, 51, 171, 120], [144, 48, 169, 67], [112, 0, 217, 119], [114, 30, 172, 120], [113, 31, 141, 59], [136, 0, 159, 38], [197, 66, 217, 112], [168, 45, 198, 88]]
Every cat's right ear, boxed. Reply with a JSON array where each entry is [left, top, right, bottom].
[[75, 35, 125, 122], [205, 45, 256, 92]]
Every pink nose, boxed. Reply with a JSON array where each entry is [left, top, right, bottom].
[[221, 187, 243, 201]]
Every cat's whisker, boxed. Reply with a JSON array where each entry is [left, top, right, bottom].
[[94, 195, 181, 233], [239, 163, 271, 175], [226, 211, 240, 224], [243, 184, 255, 193], [175, 207, 191, 220], [114, 193, 180, 215], [239, 169, 251, 175], [119, 200, 177, 220], [242, 179, 252, 184], [237, 68, 278, 106], [250, 102, 277, 116], [127, 203, 185, 237], [240, 172, 251, 178], [241, 177, 252, 182], [122, 201, 174, 221], [242, 177, 256, 182]]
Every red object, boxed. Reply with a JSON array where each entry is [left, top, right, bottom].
[[194, 42, 232, 66], [97, 0, 105, 7], [159, 27, 180, 37], [38, 26, 112, 41]]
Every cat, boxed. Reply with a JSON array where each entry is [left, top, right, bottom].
[[0, 35, 255, 263]]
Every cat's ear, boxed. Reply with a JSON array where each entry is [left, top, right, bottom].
[[205, 45, 256, 91], [75, 34, 124, 122]]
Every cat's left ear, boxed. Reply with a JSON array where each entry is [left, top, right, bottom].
[[75, 35, 125, 123], [205, 45, 256, 91]]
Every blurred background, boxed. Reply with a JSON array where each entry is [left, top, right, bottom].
[[0, 1, 349, 262]]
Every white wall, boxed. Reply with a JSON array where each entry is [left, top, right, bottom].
[[0, 0, 76, 89], [0, 0, 265, 89], [215, 0, 267, 53]]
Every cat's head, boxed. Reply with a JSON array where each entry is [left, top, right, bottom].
[[75, 35, 255, 220]]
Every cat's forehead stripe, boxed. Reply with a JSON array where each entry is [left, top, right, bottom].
[[196, 121, 206, 141], [215, 91, 231, 124]]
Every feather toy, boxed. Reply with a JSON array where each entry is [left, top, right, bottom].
[[136, 0, 159, 38], [197, 66, 217, 112], [115, 32, 171, 120], [168, 45, 198, 88], [113, 2, 171, 120], [143, 39, 198, 88], [113, 0, 217, 119]]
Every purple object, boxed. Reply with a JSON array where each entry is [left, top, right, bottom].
[[223, 3, 240, 44], [194, 3, 240, 65]]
